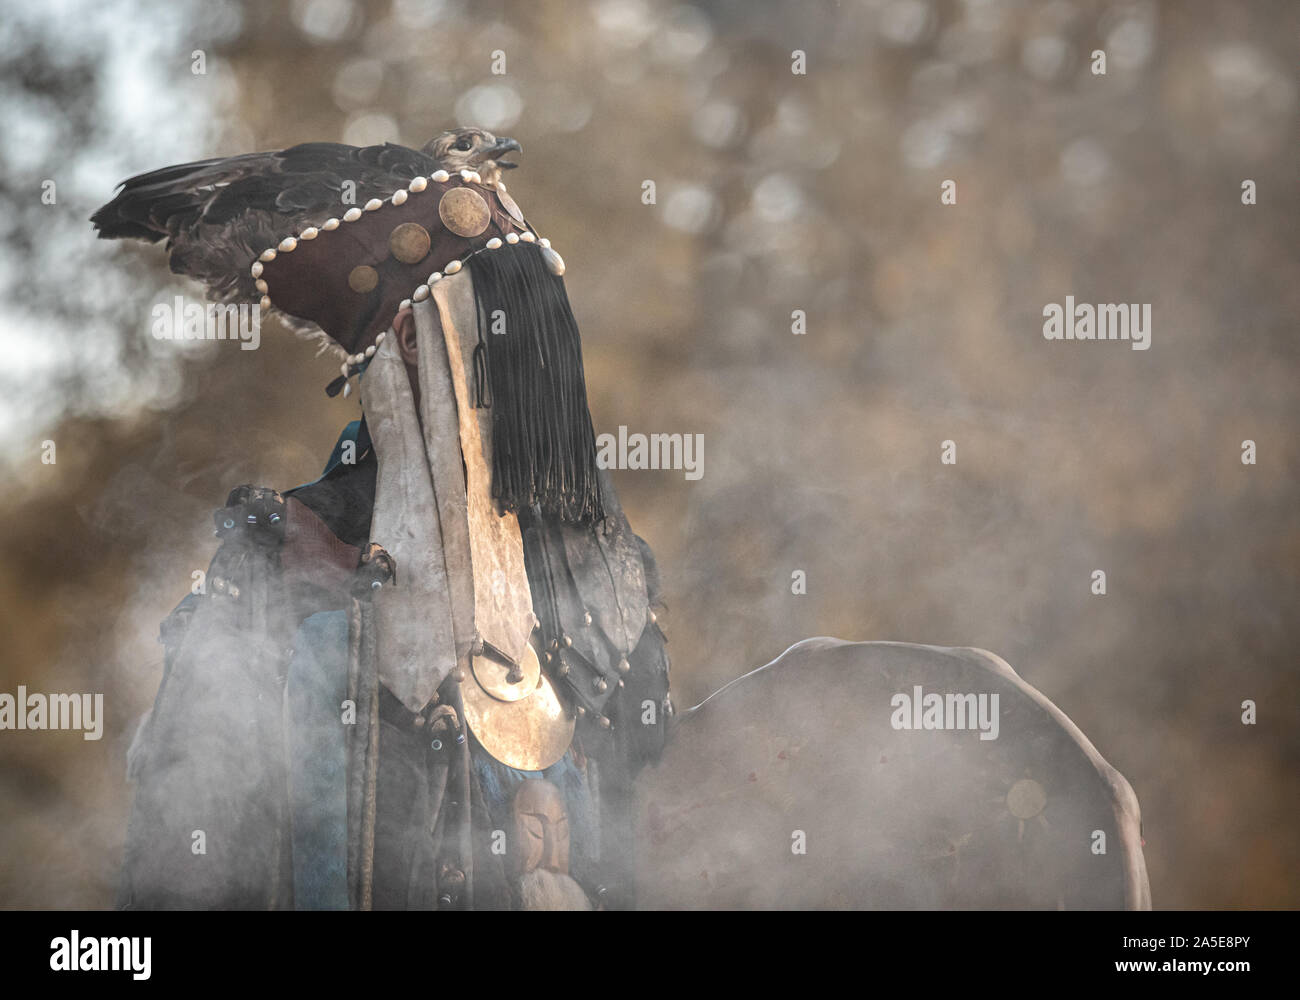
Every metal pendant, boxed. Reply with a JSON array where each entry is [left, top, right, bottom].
[[460, 645, 575, 770], [471, 641, 541, 703]]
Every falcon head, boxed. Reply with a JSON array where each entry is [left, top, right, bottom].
[[421, 127, 521, 186]]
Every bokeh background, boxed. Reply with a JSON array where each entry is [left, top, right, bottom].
[[1, 0, 1296, 909]]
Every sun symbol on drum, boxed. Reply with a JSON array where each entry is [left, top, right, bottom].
[[999, 770, 1050, 842]]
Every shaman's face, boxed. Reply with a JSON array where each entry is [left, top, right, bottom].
[[510, 778, 570, 877]]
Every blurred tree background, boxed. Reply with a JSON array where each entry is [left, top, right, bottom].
[[0, 0, 1296, 908]]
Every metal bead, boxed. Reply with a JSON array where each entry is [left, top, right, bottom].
[[364, 198, 383, 211], [505, 232, 519, 244], [255, 279, 268, 293], [391, 189, 408, 206], [562, 634, 572, 648], [445, 259, 462, 274], [409, 176, 428, 192], [557, 663, 570, 677], [376, 330, 387, 344], [370, 580, 382, 590], [598, 716, 612, 729], [212, 576, 226, 593], [278, 236, 297, 252], [259, 248, 277, 262], [322, 218, 340, 230], [485, 237, 502, 249], [299, 226, 319, 240], [431, 739, 442, 750], [364, 344, 376, 358], [250, 261, 263, 278], [431, 170, 450, 183], [228, 584, 240, 599], [617, 657, 630, 674], [412, 284, 430, 302], [648, 609, 658, 624], [427, 272, 442, 285], [594, 677, 607, 693], [583, 611, 592, 626], [519, 231, 536, 242], [343, 207, 363, 222], [538, 237, 551, 248], [576, 706, 586, 717], [260, 295, 272, 309], [222, 519, 234, 530]]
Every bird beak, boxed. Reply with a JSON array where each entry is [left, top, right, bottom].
[[479, 136, 522, 168]]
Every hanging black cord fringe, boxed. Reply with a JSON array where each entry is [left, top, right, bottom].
[[470, 242, 605, 525]]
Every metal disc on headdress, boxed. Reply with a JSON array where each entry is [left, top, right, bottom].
[[438, 187, 491, 238], [348, 264, 379, 293], [388, 222, 431, 264]]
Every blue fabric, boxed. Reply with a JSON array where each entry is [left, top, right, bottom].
[[285, 611, 351, 910], [290, 420, 372, 492]]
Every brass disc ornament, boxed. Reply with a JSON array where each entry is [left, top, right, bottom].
[[471, 641, 542, 703], [438, 187, 491, 238], [388, 222, 431, 264], [460, 647, 575, 771]]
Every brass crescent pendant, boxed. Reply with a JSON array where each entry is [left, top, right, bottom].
[[461, 646, 575, 771]]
